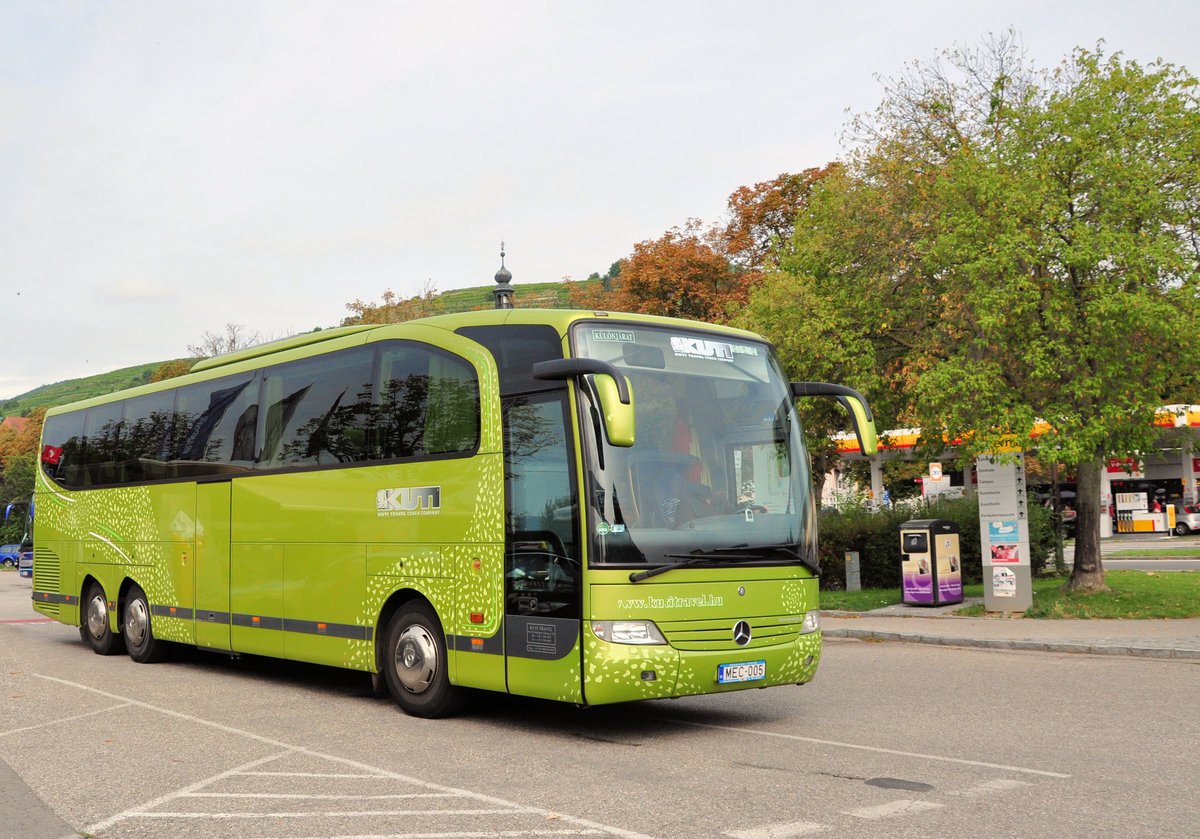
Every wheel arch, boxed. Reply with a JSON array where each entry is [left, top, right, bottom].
[[79, 573, 114, 631], [375, 586, 435, 674]]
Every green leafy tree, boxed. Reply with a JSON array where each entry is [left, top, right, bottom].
[[753, 36, 1200, 592]]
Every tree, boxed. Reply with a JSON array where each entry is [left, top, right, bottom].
[[149, 359, 195, 382], [0, 408, 44, 524], [721, 165, 842, 270], [575, 170, 837, 319], [569, 220, 753, 323], [188, 323, 263, 359], [756, 35, 1200, 592], [344, 281, 442, 325]]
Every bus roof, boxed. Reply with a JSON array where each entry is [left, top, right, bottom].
[[43, 308, 766, 417]]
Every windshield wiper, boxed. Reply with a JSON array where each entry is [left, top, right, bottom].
[[628, 543, 818, 583], [629, 545, 751, 583], [752, 543, 821, 576]]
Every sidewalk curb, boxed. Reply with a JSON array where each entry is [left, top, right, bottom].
[[822, 627, 1200, 661]]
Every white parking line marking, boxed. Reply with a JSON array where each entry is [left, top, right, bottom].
[[132, 809, 537, 818], [186, 792, 458, 800], [646, 715, 1071, 778], [845, 799, 944, 820], [240, 771, 391, 778], [0, 702, 132, 737], [86, 750, 293, 834], [250, 832, 606, 838], [35, 673, 656, 839], [724, 819, 827, 837]]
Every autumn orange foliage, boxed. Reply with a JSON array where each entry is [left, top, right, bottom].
[[570, 166, 838, 323]]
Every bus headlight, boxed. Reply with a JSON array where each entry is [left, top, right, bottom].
[[800, 611, 820, 634], [592, 620, 668, 645]]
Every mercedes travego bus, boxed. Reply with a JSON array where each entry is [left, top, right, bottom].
[[32, 307, 877, 717]]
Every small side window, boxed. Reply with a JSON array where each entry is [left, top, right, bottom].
[[40, 411, 87, 488]]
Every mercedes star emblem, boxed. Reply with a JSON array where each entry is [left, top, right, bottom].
[[733, 620, 752, 646]]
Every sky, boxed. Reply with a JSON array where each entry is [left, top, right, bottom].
[[2, 1, 1198, 401]]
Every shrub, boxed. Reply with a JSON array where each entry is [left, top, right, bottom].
[[816, 494, 1055, 590]]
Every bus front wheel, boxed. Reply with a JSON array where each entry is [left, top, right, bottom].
[[382, 602, 463, 718], [81, 581, 124, 656], [123, 584, 171, 663]]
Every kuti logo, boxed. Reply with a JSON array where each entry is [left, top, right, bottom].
[[670, 336, 735, 362], [377, 486, 442, 517]]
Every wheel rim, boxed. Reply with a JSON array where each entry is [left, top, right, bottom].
[[125, 598, 149, 648], [394, 624, 438, 694], [86, 593, 108, 639]]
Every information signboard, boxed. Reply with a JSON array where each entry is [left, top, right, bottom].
[[977, 453, 1033, 611]]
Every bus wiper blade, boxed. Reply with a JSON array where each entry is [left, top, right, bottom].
[[628, 545, 750, 584], [752, 543, 821, 576]]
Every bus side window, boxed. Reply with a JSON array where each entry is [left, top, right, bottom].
[[81, 401, 124, 486], [375, 341, 479, 460], [258, 345, 376, 469], [121, 389, 177, 482], [40, 411, 87, 488], [172, 375, 257, 475]]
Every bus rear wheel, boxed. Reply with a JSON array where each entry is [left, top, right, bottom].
[[123, 584, 170, 663], [382, 602, 463, 718], [81, 581, 124, 656]]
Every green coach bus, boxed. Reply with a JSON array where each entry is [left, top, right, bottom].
[[32, 307, 876, 717]]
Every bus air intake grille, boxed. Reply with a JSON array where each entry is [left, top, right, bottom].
[[33, 547, 61, 593], [658, 616, 805, 651]]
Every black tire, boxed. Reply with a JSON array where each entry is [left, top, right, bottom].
[[81, 581, 125, 656], [1175, 523, 1189, 537], [381, 601, 463, 718], [123, 584, 171, 663]]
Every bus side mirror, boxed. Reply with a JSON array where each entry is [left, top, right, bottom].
[[532, 358, 635, 448], [790, 381, 879, 456], [591, 373, 635, 447]]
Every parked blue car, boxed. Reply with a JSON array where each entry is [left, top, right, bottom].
[[0, 543, 19, 567], [18, 547, 32, 577]]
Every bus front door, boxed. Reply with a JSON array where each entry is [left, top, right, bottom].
[[502, 393, 583, 703]]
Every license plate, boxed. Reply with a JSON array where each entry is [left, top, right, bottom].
[[717, 660, 766, 684]]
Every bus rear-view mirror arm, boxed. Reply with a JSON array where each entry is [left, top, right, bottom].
[[533, 359, 635, 447], [790, 381, 879, 456]]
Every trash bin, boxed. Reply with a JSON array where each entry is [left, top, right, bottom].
[[899, 519, 963, 606]]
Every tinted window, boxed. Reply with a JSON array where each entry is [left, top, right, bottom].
[[504, 393, 579, 618], [82, 401, 124, 485], [456, 324, 563, 396], [173, 374, 258, 474], [40, 411, 86, 488], [376, 342, 479, 459], [258, 346, 376, 469], [121, 390, 177, 481], [39, 341, 482, 489]]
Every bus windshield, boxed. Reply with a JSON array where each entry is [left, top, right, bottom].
[[573, 323, 816, 570]]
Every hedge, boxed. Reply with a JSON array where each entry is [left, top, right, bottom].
[[816, 495, 1055, 590]]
